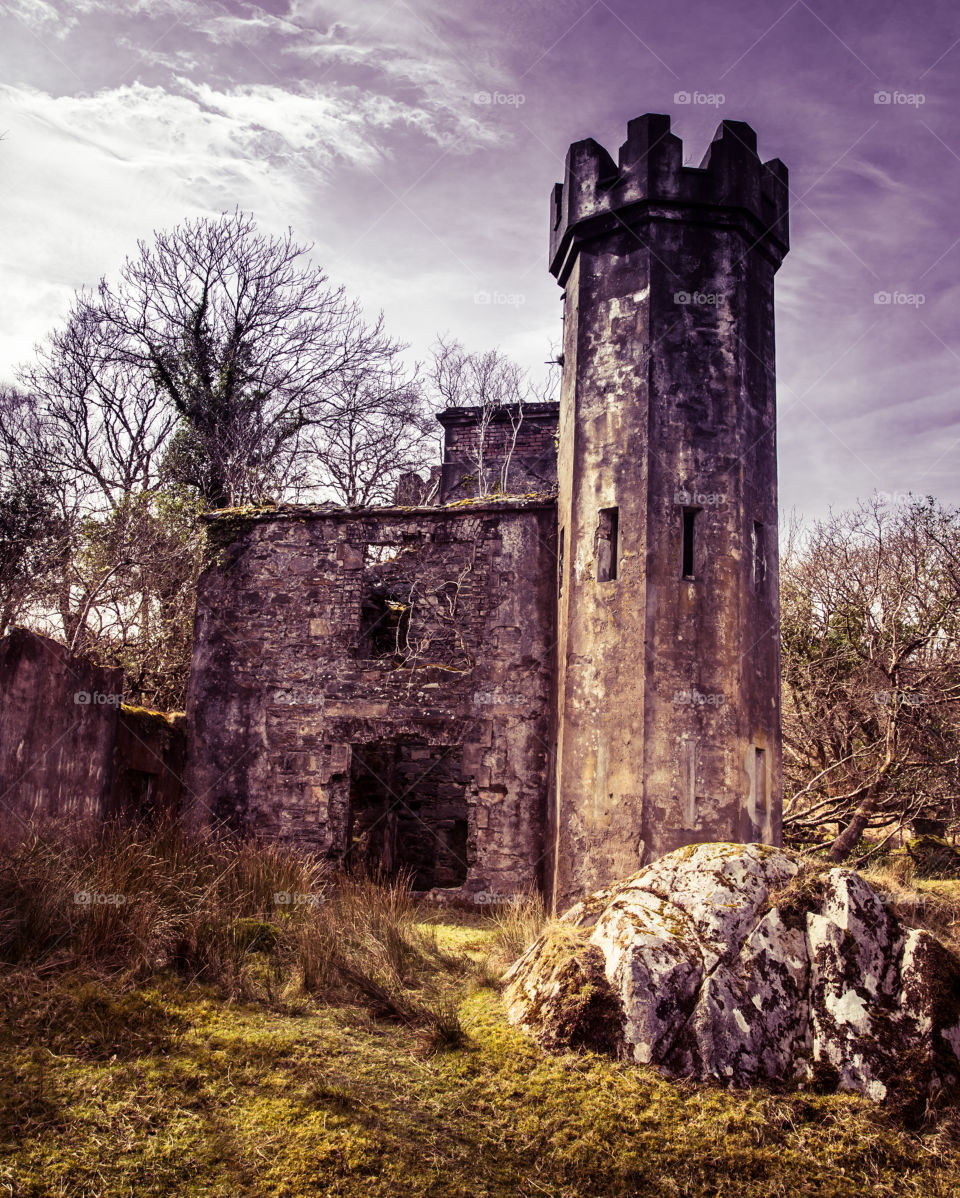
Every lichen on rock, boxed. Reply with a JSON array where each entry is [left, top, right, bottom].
[[503, 842, 960, 1104]]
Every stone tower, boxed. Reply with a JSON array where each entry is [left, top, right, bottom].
[[548, 114, 790, 908]]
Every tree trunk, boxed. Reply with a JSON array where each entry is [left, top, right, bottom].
[[827, 788, 880, 862]]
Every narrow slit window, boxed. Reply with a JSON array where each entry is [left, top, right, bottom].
[[597, 507, 619, 583], [558, 528, 565, 598], [752, 521, 766, 591], [681, 738, 697, 829], [681, 508, 698, 579], [754, 747, 767, 824]]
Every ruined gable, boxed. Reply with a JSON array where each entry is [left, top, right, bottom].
[[184, 498, 556, 900]]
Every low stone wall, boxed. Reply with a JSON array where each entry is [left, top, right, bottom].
[[0, 630, 123, 834], [0, 629, 185, 836]]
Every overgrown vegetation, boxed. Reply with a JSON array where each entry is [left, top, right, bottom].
[[0, 820, 465, 1047], [780, 495, 960, 858], [4, 827, 960, 1196]]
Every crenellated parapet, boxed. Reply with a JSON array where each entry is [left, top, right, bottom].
[[549, 113, 789, 284]]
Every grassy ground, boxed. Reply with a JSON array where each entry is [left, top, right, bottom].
[[4, 828, 960, 1197]]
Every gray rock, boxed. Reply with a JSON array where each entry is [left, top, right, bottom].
[[503, 842, 960, 1102]]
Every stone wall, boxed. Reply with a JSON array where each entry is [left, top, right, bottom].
[[0, 629, 186, 836], [0, 630, 122, 834], [184, 498, 557, 900], [437, 403, 559, 502], [110, 708, 187, 823]]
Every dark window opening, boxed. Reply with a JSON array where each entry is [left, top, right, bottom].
[[360, 542, 412, 660], [752, 521, 766, 591], [754, 747, 768, 824], [360, 591, 410, 659], [597, 507, 619, 582], [558, 527, 565, 598], [347, 744, 468, 889], [552, 182, 563, 229], [681, 508, 699, 579], [117, 769, 157, 820]]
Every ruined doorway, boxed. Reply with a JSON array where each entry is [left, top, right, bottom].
[[346, 743, 469, 889]]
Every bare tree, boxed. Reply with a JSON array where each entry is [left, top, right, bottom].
[[781, 496, 960, 860], [305, 360, 433, 506], [88, 210, 401, 508], [2, 210, 418, 702], [19, 306, 177, 508], [0, 389, 75, 638]]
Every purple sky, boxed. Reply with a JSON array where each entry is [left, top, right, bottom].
[[1, 0, 957, 519]]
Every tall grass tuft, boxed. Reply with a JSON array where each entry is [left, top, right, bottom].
[[487, 889, 548, 967], [292, 871, 465, 1044], [0, 821, 466, 1041]]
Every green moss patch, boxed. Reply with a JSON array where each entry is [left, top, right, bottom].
[[5, 963, 960, 1197]]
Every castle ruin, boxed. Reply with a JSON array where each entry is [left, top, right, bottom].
[[184, 113, 790, 908]]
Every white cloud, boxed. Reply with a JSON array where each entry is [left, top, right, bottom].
[[0, 76, 416, 374]]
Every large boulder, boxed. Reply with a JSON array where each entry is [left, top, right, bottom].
[[504, 843, 960, 1104]]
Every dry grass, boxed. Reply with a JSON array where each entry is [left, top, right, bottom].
[[485, 888, 548, 967], [6, 827, 960, 1195], [0, 820, 465, 1044], [859, 864, 960, 949]]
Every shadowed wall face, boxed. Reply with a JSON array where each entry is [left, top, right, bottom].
[[437, 403, 559, 502], [549, 114, 789, 907], [0, 630, 121, 832], [0, 630, 187, 836]]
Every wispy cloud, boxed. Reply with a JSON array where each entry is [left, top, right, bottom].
[[1, 0, 958, 518]]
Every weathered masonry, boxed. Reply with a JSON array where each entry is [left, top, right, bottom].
[[548, 115, 789, 906], [186, 496, 557, 899], [185, 113, 790, 906], [0, 629, 186, 835]]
